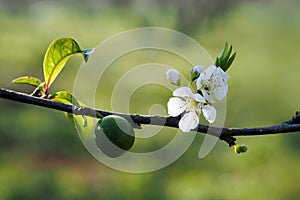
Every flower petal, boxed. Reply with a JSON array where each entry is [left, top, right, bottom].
[[201, 90, 214, 103], [196, 75, 203, 90], [192, 93, 206, 103], [202, 65, 217, 80], [212, 83, 228, 100], [173, 87, 193, 97], [217, 67, 230, 82], [167, 97, 186, 116], [202, 105, 216, 124], [166, 69, 181, 86], [178, 111, 199, 132]]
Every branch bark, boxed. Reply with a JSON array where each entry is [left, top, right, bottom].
[[0, 88, 299, 146]]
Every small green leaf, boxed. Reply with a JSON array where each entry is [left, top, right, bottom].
[[215, 57, 221, 67], [43, 38, 82, 91], [215, 42, 236, 71], [51, 91, 101, 123], [218, 42, 228, 60], [49, 91, 82, 126], [50, 91, 98, 138], [222, 52, 236, 72], [49, 91, 75, 127], [12, 76, 43, 87], [49, 91, 80, 105], [73, 115, 94, 140], [220, 45, 232, 66], [216, 42, 229, 68]]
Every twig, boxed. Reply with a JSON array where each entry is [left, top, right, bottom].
[[0, 88, 299, 146]]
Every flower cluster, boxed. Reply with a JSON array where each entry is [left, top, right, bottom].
[[166, 65, 229, 132]]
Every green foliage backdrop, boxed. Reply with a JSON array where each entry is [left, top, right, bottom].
[[0, 0, 300, 199]]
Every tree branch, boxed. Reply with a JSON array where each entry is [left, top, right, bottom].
[[0, 88, 299, 146]]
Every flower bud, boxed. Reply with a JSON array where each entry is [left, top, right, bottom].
[[234, 144, 248, 154], [190, 65, 204, 82], [166, 69, 181, 86]]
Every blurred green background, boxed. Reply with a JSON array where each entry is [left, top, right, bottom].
[[0, 0, 300, 199]]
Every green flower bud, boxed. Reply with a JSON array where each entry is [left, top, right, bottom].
[[234, 144, 248, 154], [94, 115, 135, 158], [190, 65, 204, 82]]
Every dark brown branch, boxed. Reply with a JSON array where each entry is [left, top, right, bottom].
[[0, 88, 300, 146]]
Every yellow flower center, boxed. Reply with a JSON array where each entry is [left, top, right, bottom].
[[186, 98, 199, 112]]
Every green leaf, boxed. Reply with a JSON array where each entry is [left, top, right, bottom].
[[49, 91, 80, 105], [218, 42, 228, 60], [215, 42, 236, 71], [222, 52, 236, 72], [73, 115, 94, 140], [215, 57, 221, 67], [12, 76, 43, 87], [50, 91, 99, 139], [65, 112, 76, 127], [43, 38, 82, 91], [220, 45, 232, 67], [51, 91, 87, 128]]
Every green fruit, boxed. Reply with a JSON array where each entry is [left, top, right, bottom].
[[94, 115, 135, 157], [234, 144, 248, 154]]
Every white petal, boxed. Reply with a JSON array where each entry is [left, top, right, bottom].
[[201, 90, 214, 103], [196, 75, 203, 90], [202, 65, 217, 80], [211, 67, 224, 83], [173, 87, 193, 97], [178, 111, 199, 132], [212, 83, 228, 100], [167, 97, 186, 116], [192, 93, 206, 103], [224, 84, 228, 95], [192, 65, 204, 73], [202, 105, 216, 124], [217, 67, 230, 82], [166, 69, 181, 85]]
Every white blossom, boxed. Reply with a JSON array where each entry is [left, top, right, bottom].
[[167, 87, 217, 132], [196, 65, 229, 101], [166, 69, 181, 86]]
